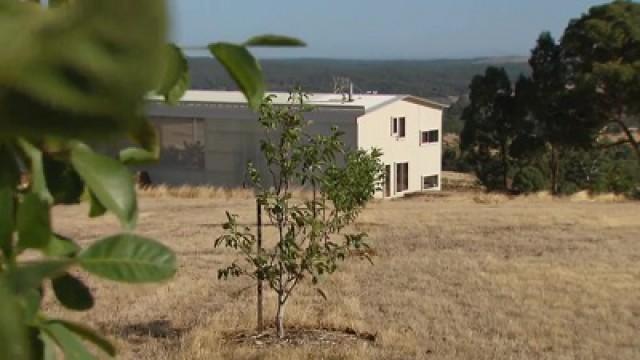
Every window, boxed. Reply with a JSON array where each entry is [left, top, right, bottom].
[[155, 117, 205, 170], [395, 162, 409, 192], [421, 129, 439, 144], [391, 117, 406, 138], [422, 175, 439, 190]]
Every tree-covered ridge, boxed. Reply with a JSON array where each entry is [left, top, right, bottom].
[[187, 57, 530, 102]]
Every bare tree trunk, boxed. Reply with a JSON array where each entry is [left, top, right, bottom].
[[501, 142, 509, 191], [550, 144, 559, 195], [615, 117, 640, 163], [256, 200, 264, 332], [275, 294, 286, 338]]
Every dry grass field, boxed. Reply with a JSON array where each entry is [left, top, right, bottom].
[[45, 190, 640, 360]]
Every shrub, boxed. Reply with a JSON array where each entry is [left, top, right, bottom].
[[513, 166, 548, 193]]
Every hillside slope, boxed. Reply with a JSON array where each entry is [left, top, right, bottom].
[[188, 57, 530, 102]]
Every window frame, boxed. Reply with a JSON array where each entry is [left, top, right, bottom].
[[422, 174, 439, 190], [420, 129, 439, 145], [395, 162, 409, 193], [391, 116, 406, 139]]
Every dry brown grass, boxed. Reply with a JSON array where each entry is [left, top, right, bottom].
[[46, 191, 640, 359]]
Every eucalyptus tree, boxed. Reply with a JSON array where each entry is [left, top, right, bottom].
[[460, 67, 529, 190], [561, 0, 640, 162], [216, 90, 384, 338], [526, 32, 599, 193], [0, 0, 302, 358]]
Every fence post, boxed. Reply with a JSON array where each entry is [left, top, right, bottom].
[[256, 199, 264, 332]]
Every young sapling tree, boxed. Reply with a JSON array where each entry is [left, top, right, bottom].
[[216, 89, 384, 338]]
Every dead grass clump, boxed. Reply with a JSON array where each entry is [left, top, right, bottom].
[[472, 193, 510, 204], [527, 190, 554, 200], [570, 190, 628, 202]]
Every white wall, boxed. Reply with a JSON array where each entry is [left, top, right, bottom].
[[357, 99, 442, 198]]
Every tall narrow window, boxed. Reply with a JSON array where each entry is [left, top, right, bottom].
[[395, 162, 409, 192], [398, 117, 406, 138], [391, 117, 406, 138]]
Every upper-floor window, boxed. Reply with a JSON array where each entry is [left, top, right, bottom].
[[391, 117, 406, 138], [420, 129, 439, 145]]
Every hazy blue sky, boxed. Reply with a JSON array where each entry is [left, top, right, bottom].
[[170, 0, 605, 59]]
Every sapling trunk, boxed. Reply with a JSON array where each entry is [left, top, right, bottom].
[[276, 293, 287, 338]]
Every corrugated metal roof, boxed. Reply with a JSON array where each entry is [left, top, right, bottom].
[[154, 90, 446, 113]]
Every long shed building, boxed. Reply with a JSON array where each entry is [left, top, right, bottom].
[[145, 90, 446, 198]]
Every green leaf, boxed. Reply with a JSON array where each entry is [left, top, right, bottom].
[[0, 0, 168, 140], [119, 148, 157, 166], [5, 261, 72, 296], [79, 234, 176, 283], [156, 44, 190, 105], [21, 288, 43, 325], [41, 321, 96, 360], [0, 187, 15, 259], [42, 234, 81, 258], [0, 279, 30, 360], [28, 326, 45, 360], [0, 145, 18, 257], [17, 193, 52, 251], [42, 332, 58, 360], [70, 143, 137, 229], [209, 43, 265, 110], [43, 155, 84, 205], [87, 191, 107, 219], [17, 139, 53, 204], [120, 119, 160, 165], [52, 273, 94, 311], [50, 320, 116, 358], [244, 35, 306, 47]]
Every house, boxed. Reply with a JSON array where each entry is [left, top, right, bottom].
[[145, 90, 446, 198]]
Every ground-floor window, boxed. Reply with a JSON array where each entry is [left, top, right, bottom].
[[422, 174, 439, 190], [396, 162, 409, 192]]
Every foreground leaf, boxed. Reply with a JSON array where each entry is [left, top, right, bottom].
[[5, 261, 72, 296], [0, 0, 168, 140], [209, 43, 265, 110], [17, 139, 53, 204], [156, 44, 190, 105], [0, 144, 18, 257], [87, 191, 107, 219], [0, 279, 30, 360], [70, 143, 137, 229], [244, 35, 306, 47], [43, 155, 85, 205], [42, 234, 81, 258], [17, 193, 52, 251], [79, 234, 176, 283], [41, 321, 96, 360], [51, 320, 116, 358], [52, 273, 94, 311]]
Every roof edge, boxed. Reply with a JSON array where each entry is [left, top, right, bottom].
[[401, 95, 449, 110]]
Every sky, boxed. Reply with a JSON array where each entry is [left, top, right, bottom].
[[170, 0, 606, 59]]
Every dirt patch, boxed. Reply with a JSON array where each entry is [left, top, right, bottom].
[[100, 320, 188, 345], [224, 327, 376, 348]]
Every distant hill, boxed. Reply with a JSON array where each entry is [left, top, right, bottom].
[[187, 57, 530, 103]]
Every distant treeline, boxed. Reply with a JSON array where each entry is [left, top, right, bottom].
[[187, 57, 529, 103]]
